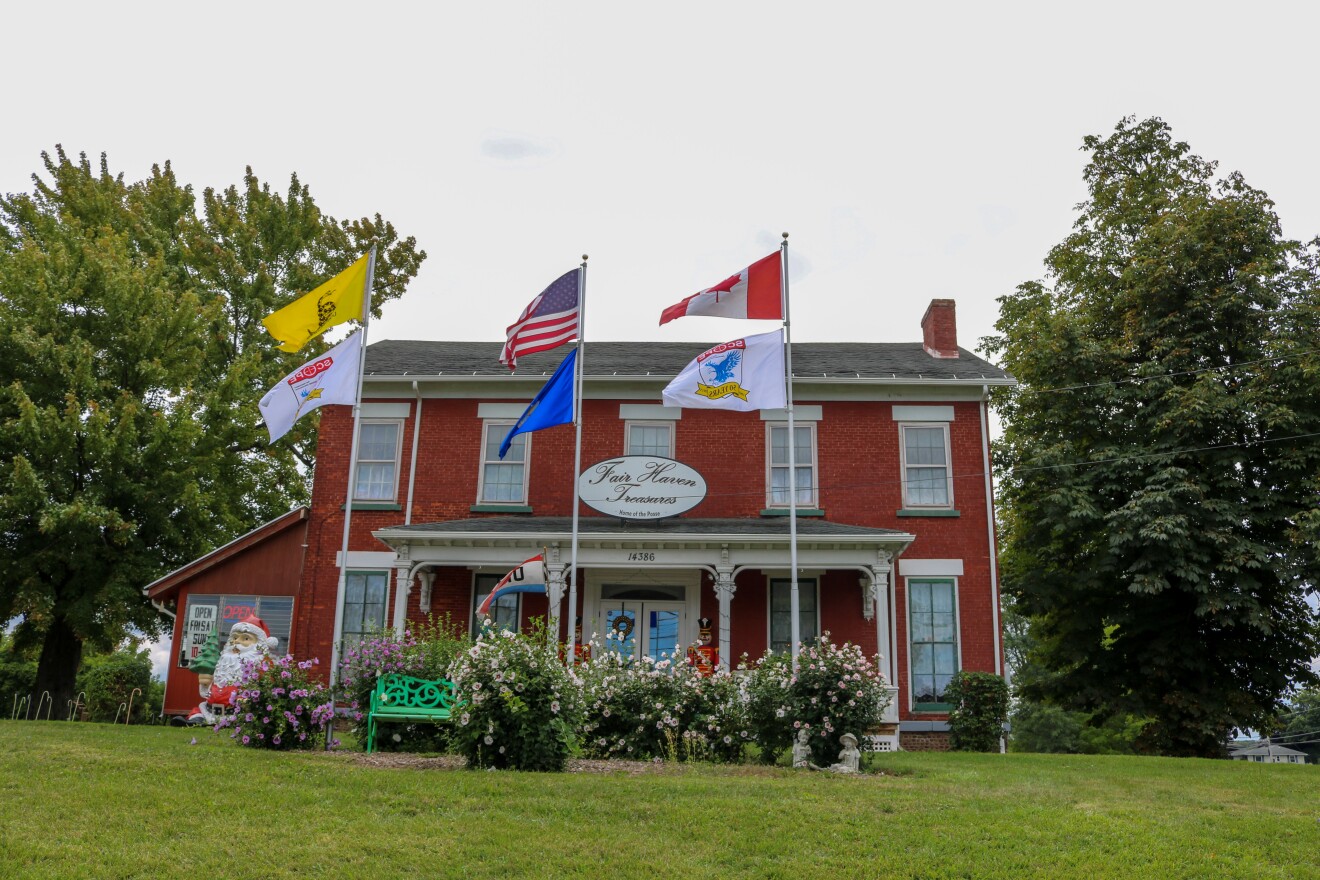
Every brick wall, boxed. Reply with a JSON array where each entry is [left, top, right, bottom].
[[297, 390, 1003, 709]]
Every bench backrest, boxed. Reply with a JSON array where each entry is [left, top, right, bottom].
[[373, 674, 459, 711]]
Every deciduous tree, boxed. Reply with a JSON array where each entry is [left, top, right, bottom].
[[984, 117, 1320, 757], [0, 148, 425, 710]]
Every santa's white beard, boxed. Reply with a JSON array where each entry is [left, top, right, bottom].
[[213, 644, 264, 688]]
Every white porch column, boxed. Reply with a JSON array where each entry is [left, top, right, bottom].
[[870, 550, 894, 681], [714, 545, 736, 672], [544, 543, 567, 638], [392, 563, 413, 635]]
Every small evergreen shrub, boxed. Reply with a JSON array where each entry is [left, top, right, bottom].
[[449, 622, 582, 771], [578, 646, 748, 763], [742, 634, 891, 766], [215, 655, 335, 749], [944, 670, 1009, 752]]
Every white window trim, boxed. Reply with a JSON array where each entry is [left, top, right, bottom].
[[898, 421, 954, 509], [764, 422, 819, 509], [766, 576, 821, 655], [353, 419, 404, 502], [624, 420, 676, 458], [905, 576, 963, 710], [476, 420, 531, 505]]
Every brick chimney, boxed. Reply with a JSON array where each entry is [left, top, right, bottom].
[[921, 299, 959, 359]]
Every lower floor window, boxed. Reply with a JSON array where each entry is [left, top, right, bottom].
[[474, 573, 520, 634], [909, 578, 958, 708], [342, 571, 389, 648], [769, 578, 818, 654]]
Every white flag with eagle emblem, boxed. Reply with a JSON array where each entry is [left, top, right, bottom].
[[662, 329, 787, 412], [259, 330, 362, 442]]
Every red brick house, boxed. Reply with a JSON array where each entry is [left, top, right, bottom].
[[152, 300, 1014, 748]]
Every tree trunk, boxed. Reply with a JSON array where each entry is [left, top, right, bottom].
[[33, 615, 83, 720]]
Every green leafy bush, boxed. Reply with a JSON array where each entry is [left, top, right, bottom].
[[578, 646, 748, 763], [742, 634, 891, 765], [449, 622, 582, 771], [0, 659, 37, 716], [75, 647, 152, 723], [944, 671, 1009, 752]]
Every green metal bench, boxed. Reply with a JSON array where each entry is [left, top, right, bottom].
[[366, 673, 461, 754]]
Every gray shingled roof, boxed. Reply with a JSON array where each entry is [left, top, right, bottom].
[[379, 516, 908, 538], [364, 340, 1011, 382]]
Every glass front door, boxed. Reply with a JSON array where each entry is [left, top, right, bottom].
[[599, 600, 686, 663]]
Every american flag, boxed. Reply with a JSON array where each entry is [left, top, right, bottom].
[[500, 268, 581, 370]]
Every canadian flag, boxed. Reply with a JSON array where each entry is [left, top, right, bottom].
[[659, 251, 783, 325]]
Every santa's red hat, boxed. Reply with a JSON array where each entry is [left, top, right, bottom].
[[230, 615, 278, 651]]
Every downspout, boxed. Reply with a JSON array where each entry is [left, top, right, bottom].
[[406, 380, 423, 526], [981, 387, 1004, 679]]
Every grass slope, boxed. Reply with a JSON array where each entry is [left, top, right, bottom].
[[0, 722, 1317, 879]]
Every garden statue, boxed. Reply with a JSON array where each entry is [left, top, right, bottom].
[[791, 727, 812, 769], [187, 615, 278, 724], [828, 733, 862, 774], [687, 617, 717, 676]]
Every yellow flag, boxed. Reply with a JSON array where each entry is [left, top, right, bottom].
[[261, 252, 370, 352]]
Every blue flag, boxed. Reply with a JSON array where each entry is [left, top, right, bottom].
[[499, 348, 577, 459]]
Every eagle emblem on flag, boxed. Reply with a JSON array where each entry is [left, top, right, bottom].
[[696, 339, 749, 402]]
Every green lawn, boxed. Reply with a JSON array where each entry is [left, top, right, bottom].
[[0, 722, 1316, 879]]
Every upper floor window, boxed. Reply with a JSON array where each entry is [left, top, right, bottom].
[[626, 421, 674, 457], [354, 421, 402, 501], [900, 423, 952, 508], [766, 423, 817, 507], [478, 421, 528, 504], [769, 577, 818, 654]]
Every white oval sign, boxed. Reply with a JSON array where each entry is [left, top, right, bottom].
[[577, 456, 707, 520]]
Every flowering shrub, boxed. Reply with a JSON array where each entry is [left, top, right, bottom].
[[741, 633, 891, 765], [337, 615, 471, 752], [448, 621, 582, 771], [215, 655, 335, 750], [578, 645, 748, 762]]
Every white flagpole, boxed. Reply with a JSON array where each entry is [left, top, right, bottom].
[[330, 244, 377, 686], [566, 256, 587, 664], [780, 233, 801, 669]]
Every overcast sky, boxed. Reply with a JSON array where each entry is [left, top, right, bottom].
[[6, 2, 1319, 361], [7, 2, 1318, 678]]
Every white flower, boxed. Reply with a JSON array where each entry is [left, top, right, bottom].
[[484, 735, 494, 745], [775, 708, 785, 718], [460, 712, 471, 726]]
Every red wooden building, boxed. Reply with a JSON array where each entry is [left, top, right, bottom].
[[151, 300, 1014, 748]]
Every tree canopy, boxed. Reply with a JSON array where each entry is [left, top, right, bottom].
[[984, 117, 1320, 757], [0, 147, 426, 708]]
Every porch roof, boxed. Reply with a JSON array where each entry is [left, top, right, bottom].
[[373, 517, 913, 571]]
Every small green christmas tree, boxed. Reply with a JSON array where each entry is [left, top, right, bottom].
[[191, 626, 220, 676]]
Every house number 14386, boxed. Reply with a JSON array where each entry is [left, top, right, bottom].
[[627, 552, 656, 562]]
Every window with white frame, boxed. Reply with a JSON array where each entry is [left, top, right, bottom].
[[473, 573, 519, 635], [354, 421, 402, 501], [766, 423, 817, 507], [769, 577, 818, 654], [626, 421, 674, 457], [341, 570, 389, 648], [478, 421, 529, 504], [900, 423, 952, 508], [908, 578, 959, 708]]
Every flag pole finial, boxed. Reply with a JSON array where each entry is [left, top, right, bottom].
[[582, 254, 589, 263], [782, 231, 789, 241]]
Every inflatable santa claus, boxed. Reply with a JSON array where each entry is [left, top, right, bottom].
[[187, 615, 278, 725]]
